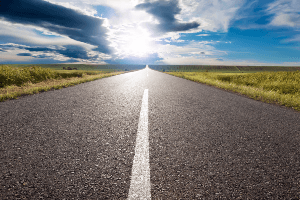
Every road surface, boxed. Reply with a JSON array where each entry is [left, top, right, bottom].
[[1, 66, 300, 199]]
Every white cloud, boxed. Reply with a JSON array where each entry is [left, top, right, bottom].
[[267, 0, 300, 14], [0, 45, 110, 63], [12, 0, 246, 61], [0, 21, 97, 49], [157, 56, 300, 66], [45, 0, 139, 14], [286, 34, 300, 42], [41, 0, 246, 42], [153, 40, 227, 63], [4, 0, 297, 65], [109, 33, 226, 61], [270, 13, 300, 27], [179, 0, 246, 32], [279, 62, 300, 66], [0, 50, 33, 62], [0, 20, 113, 63], [267, 0, 300, 28], [43, 0, 159, 58], [196, 34, 209, 36], [0, 45, 67, 62], [46, 0, 150, 26], [44, 0, 98, 16]]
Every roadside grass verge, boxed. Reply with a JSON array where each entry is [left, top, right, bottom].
[[0, 65, 124, 101], [0, 65, 88, 87], [150, 65, 300, 72], [166, 71, 300, 111], [7, 64, 146, 72]]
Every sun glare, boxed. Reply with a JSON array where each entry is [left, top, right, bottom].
[[117, 28, 153, 57], [127, 36, 151, 57]]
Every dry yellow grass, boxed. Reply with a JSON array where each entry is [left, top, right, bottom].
[[166, 72, 300, 112], [0, 71, 124, 101]]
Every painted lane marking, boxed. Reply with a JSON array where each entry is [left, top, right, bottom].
[[128, 89, 151, 200], [146, 65, 148, 77]]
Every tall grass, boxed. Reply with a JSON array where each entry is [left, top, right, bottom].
[[216, 71, 300, 95], [0, 65, 125, 101], [7, 64, 146, 72], [0, 65, 84, 87], [150, 65, 300, 72], [166, 71, 300, 111]]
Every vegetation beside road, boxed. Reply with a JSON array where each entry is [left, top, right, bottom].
[[166, 71, 300, 111], [0, 65, 124, 101], [9, 63, 146, 72], [151, 65, 300, 73]]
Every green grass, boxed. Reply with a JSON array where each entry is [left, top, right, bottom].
[[150, 65, 300, 73], [216, 71, 300, 95], [0, 65, 88, 87], [5, 64, 118, 71], [6, 64, 146, 72], [0, 65, 124, 101], [166, 71, 300, 111], [56, 70, 111, 75]]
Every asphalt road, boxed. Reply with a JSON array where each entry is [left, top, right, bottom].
[[1, 66, 300, 199]]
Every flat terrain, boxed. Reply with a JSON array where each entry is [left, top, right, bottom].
[[0, 65, 125, 101], [1, 67, 300, 199], [166, 71, 300, 111], [5, 64, 146, 72], [149, 65, 300, 73]]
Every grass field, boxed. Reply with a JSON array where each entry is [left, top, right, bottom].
[[166, 71, 300, 111], [150, 65, 300, 73], [0, 65, 125, 101], [2, 64, 300, 111], [7, 64, 146, 72]]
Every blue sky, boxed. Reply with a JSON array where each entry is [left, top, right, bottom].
[[0, 0, 299, 66]]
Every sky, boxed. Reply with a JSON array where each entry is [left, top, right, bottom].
[[0, 0, 299, 66]]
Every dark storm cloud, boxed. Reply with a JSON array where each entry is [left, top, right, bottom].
[[135, 0, 200, 33], [1, 43, 99, 60], [0, 0, 111, 54], [0, 44, 26, 49], [25, 46, 95, 60], [24, 47, 52, 52], [56, 46, 98, 60], [17, 53, 32, 56]]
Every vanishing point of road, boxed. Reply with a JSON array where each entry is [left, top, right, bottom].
[[1, 66, 299, 199]]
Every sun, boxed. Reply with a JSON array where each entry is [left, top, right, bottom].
[[127, 36, 151, 57], [117, 28, 153, 58]]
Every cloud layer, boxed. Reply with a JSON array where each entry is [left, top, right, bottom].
[[0, 0, 111, 53], [267, 0, 300, 28], [135, 0, 200, 34], [0, 0, 299, 65], [0, 43, 109, 63], [179, 0, 246, 32]]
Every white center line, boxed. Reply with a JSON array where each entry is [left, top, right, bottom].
[[128, 89, 151, 200], [146, 65, 148, 76]]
